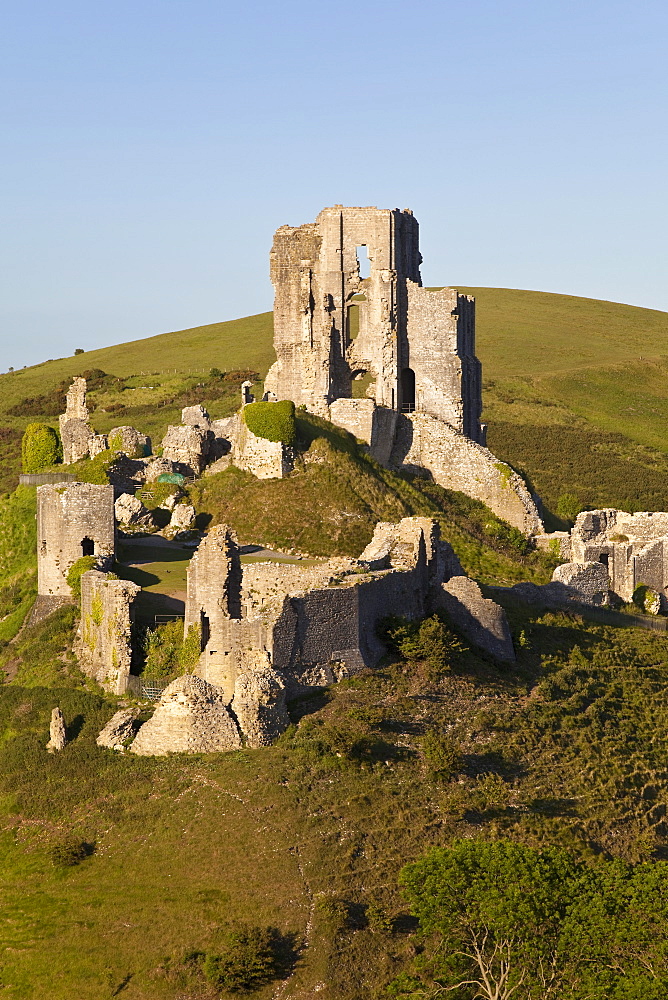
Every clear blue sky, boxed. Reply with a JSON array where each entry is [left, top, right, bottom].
[[1, 0, 666, 370]]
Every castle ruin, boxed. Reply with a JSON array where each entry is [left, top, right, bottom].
[[37, 482, 115, 596], [264, 206, 542, 535]]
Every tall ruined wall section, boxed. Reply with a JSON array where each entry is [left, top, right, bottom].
[[189, 516, 459, 698], [59, 377, 94, 464], [185, 524, 242, 698], [405, 284, 482, 440], [235, 419, 294, 479], [392, 412, 542, 535], [266, 206, 423, 415], [37, 482, 115, 596], [77, 570, 140, 694]]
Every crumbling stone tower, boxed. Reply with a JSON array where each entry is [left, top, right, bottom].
[[37, 482, 115, 595], [265, 205, 483, 441], [59, 377, 93, 464]]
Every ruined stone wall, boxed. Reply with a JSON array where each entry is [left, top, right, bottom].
[[77, 570, 140, 694], [161, 424, 211, 475], [265, 206, 484, 443], [266, 206, 422, 414], [234, 419, 294, 479], [327, 399, 398, 466], [59, 377, 93, 464], [391, 412, 542, 535], [570, 509, 668, 601], [190, 517, 456, 699], [37, 482, 115, 595], [405, 285, 482, 440]]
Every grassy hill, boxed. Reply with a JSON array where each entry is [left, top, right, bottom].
[[2, 288, 668, 518], [2, 290, 668, 995], [3, 603, 668, 997]]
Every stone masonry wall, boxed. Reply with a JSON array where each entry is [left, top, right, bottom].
[[328, 398, 399, 466], [570, 509, 668, 601], [235, 418, 294, 479], [190, 516, 457, 699], [391, 411, 542, 535], [77, 570, 140, 694], [37, 482, 115, 596]]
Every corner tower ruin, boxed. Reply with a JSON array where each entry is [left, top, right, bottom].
[[265, 205, 483, 442]]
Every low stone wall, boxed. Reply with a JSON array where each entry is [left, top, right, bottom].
[[77, 570, 140, 694], [391, 411, 542, 535]]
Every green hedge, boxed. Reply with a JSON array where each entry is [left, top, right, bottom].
[[243, 400, 296, 446], [21, 423, 61, 473]]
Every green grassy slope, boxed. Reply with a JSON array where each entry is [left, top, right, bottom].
[[3, 605, 668, 997]]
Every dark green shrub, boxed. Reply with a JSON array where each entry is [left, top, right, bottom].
[[50, 837, 91, 867], [243, 400, 297, 446], [202, 925, 284, 992], [379, 614, 464, 675], [420, 732, 462, 780], [66, 556, 97, 599], [21, 423, 61, 473], [483, 516, 532, 554]]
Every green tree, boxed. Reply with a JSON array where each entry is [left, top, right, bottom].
[[556, 492, 583, 525], [21, 423, 61, 473], [396, 841, 668, 1000]]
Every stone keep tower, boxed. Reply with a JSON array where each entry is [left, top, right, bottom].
[[37, 482, 115, 596], [265, 205, 484, 442]]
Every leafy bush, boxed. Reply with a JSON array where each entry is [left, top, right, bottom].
[[66, 556, 97, 599], [633, 583, 661, 615], [556, 492, 583, 524], [379, 614, 464, 675], [50, 837, 91, 867], [21, 423, 61, 473], [243, 400, 297, 446], [202, 924, 287, 992], [398, 839, 668, 1000], [142, 620, 201, 679], [420, 732, 462, 780], [483, 516, 532, 554]]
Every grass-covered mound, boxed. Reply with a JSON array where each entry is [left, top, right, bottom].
[[2, 605, 668, 995], [243, 399, 297, 445], [190, 413, 557, 585]]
